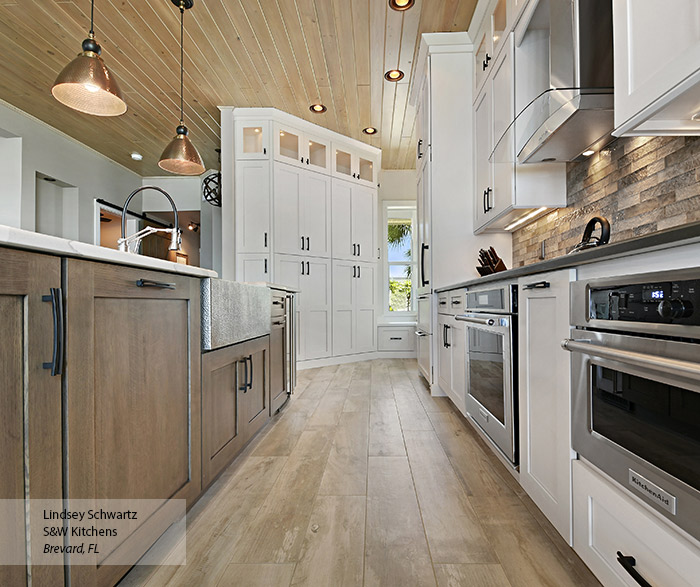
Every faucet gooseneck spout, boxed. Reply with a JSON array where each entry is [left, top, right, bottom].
[[118, 186, 181, 253]]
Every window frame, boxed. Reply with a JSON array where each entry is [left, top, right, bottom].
[[382, 200, 418, 318]]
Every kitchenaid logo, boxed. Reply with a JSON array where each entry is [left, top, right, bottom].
[[628, 469, 677, 515]]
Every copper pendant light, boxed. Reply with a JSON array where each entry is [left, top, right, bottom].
[[51, 0, 127, 116], [159, 0, 205, 176]]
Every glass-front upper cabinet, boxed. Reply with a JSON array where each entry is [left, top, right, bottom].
[[234, 120, 269, 160], [274, 122, 302, 166], [274, 123, 331, 174], [332, 142, 378, 187]]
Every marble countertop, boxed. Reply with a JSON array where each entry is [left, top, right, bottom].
[[0, 225, 217, 278], [436, 221, 700, 292]]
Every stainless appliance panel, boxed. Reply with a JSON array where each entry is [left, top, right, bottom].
[[568, 327, 700, 540], [462, 313, 516, 463]]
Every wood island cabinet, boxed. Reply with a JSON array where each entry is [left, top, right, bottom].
[[63, 260, 202, 587], [0, 247, 63, 587], [269, 292, 288, 414], [202, 335, 270, 489]]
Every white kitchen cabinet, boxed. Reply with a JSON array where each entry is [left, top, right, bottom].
[[613, 0, 700, 136], [416, 160, 431, 293], [573, 460, 700, 587], [448, 314, 466, 416], [437, 312, 452, 395], [234, 120, 269, 160], [377, 326, 416, 352], [331, 178, 376, 262], [415, 76, 430, 172], [518, 269, 575, 544], [332, 143, 378, 187], [273, 162, 331, 258], [332, 260, 375, 356], [474, 34, 566, 233], [274, 254, 332, 361], [473, 0, 511, 96], [273, 121, 332, 173], [236, 253, 270, 283], [235, 160, 270, 254]]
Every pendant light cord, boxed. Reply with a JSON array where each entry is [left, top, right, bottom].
[[89, 0, 95, 37], [179, 4, 184, 126]]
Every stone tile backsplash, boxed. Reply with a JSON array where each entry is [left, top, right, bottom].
[[511, 136, 700, 267]]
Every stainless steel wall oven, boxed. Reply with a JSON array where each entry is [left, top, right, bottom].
[[457, 284, 518, 465], [565, 269, 700, 540]]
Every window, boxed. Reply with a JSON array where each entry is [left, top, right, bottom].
[[383, 201, 417, 314]]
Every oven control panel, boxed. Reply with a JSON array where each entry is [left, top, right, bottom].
[[590, 279, 699, 325]]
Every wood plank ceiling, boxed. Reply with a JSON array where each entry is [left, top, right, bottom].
[[0, 0, 477, 176]]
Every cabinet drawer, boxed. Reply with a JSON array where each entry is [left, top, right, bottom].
[[573, 460, 700, 587], [271, 294, 286, 318], [437, 293, 450, 314], [378, 327, 416, 352], [449, 290, 465, 313]]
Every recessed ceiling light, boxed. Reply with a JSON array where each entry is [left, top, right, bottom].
[[310, 103, 327, 113], [389, 0, 415, 11], [582, 149, 595, 157], [692, 112, 700, 121], [384, 69, 404, 82], [363, 127, 378, 135], [130, 152, 143, 161]]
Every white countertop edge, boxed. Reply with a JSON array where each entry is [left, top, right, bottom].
[[0, 225, 217, 279]]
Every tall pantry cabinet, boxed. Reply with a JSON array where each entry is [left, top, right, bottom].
[[220, 107, 380, 364], [411, 33, 511, 388]]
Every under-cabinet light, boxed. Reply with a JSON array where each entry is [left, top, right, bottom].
[[582, 149, 595, 157], [505, 207, 548, 231]]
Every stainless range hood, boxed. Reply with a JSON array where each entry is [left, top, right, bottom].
[[515, 0, 614, 163]]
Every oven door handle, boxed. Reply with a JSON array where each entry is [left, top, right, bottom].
[[455, 315, 495, 326], [561, 338, 700, 379]]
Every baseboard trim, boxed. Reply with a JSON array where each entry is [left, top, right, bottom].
[[298, 351, 417, 370]]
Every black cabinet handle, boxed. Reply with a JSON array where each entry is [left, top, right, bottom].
[[524, 281, 550, 290], [306, 158, 310, 165], [357, 265, 361, 278], [389, 337, 403, 340], [264, 232, 268, 248], [420, 243, 429, 287], [239, 357, 248, 393], [301, 236, 305, 250], [42, 288, 64, 376], [443, 324, 446, 347], [301, 156, 304, 163], [353, 265, 356, 278], [482, 53, 491, 71], [273, 318, 286, 326], [357, 243, 361, 256], [247, 355, 253, 390], [301, 261, 305, 275], [439, 300, 447, 306], [485, 187, 493, 212], [136, 279, 175, 290], [353, 243, 357, 256], [417, 139, 423, 160], [263, 147, 266, 155], [306, 261, 310, 275], [445, 325, 451, 348], [264, 258, 268, 274], [616, 552, 652, 587], [451, 299, 461, 305], [306, 236, 310, 251], [483, 189, 487, 214]]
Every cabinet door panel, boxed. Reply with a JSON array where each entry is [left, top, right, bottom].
[[449, 317, 466, 416], [270, 323, 286, 412], [303, 258, 331, 309], [302, 172, 331, 258], [237, 254, 270, 283], [235, 120, 269, 159], [273, 164, 302, 255], [303, 310, 332, 360], [0, 249, 63, 587], [332, 261, 355, 355], [274, 123, 303, 167], [331, 179, 353, 259], [492, 128, 515, 219], [355, 263, 376, 353], [240, 344, 268, 438], [273, 254, 303, 298], [64, 261, 201, 587], [207, 361, 239, 459], [474, 86, 492, 230], [353, 186, 376, 262], [235, 161, 270, 254]]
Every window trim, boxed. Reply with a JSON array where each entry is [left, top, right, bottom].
[[382, 200, 417, 318]]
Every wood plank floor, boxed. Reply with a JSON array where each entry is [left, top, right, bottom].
[[121, 359, 600, 587]]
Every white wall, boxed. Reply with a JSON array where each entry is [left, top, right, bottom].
[[0, 99, 141, 243], [140, 176, 203, 212]]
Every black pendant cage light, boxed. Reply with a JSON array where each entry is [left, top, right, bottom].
[[159, 0, 206, 176], [52, 0, 127, 116]]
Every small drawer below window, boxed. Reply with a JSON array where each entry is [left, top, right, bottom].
[[378, 326, 416, 352]]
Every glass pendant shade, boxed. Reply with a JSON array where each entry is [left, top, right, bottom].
[[158, 125, 205, 175]]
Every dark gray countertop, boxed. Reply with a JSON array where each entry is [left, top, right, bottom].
[[436, 221, 700, 292]]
